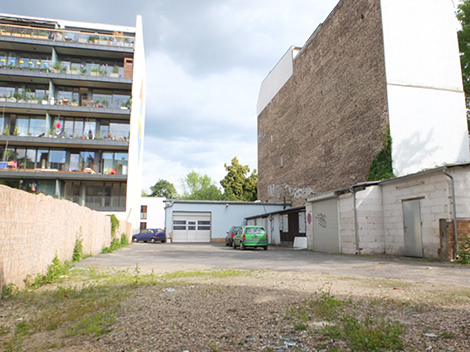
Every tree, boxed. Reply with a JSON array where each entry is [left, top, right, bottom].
[[220, 157, 258, 201], [457, 1, 470, 130], [180, 171, 224, 200], [149, 179, 179, 199]]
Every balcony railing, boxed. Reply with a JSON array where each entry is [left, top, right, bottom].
[[0, 24, 135, 48], [0, 94, 131, 110], [0, 60, 131, 80], [64, 195, 126, 211]]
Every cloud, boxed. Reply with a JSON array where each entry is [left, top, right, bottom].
[[2, 0, 340, 195]]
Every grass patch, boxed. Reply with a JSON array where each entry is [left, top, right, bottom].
[[286, 292, 405, 352]]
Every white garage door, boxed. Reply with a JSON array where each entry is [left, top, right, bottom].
[[172, 212, 211, 243], [312, 198, 339, 253]]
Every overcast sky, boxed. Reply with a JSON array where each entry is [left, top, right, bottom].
[[4, 0, 342, 192]]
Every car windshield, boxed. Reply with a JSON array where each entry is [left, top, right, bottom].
[[245, 227, 265, 234]]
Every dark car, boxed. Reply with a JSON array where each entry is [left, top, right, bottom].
[[132, 228, 166, 243], [225, 226, 242, 247]]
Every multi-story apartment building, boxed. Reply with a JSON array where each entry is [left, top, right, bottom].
[[0, 14, 146, 231]]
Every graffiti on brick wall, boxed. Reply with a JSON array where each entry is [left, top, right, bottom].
[[267, 183, 315, 200]]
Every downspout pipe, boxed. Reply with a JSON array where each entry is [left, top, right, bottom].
[[350, 186, 360, 255], [443, 168, 459, 259]]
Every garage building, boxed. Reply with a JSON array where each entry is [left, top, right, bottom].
[[164, 200, 288, 243]]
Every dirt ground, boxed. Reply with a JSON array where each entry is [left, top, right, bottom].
[[2, 244, 470, 351]]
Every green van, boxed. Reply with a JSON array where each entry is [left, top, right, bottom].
[[233, 226, 268, 250]]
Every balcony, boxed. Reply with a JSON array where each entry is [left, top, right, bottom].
[[0, 24, 135, 49], [0, 62, 133, 83], [0, 135, 129, 152]]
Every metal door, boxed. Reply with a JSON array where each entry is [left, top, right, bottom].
[[403, 200, 423, 258], [312, 198, 339, 253]]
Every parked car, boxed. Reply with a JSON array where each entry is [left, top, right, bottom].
[[233, 225, 268, 250], [132, 228, 166, 243], [225, 226, 242, 247]]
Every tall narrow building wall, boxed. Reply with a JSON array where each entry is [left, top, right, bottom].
[[258, 0, 389, 205]]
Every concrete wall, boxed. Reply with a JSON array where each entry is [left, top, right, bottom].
[[381, 0, 470, 175], [126, 14, 146, 235], [382, 172, 450, 258], [0, 185, 129, 289], [258, 0, 389, 206], [141, 197, 165, 229], [306, 166, 470, 259]]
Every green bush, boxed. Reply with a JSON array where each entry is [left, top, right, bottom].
[[459, 237, 470, 264]]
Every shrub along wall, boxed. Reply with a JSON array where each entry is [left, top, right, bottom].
[[0, 185, 129, 289]]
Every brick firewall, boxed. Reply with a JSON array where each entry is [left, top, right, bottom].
[[258, 0, 389, 206]]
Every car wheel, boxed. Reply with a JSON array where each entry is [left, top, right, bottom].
[[264, 246, 268, 250], [225, 240, 229, 246], [162, 239, 166, 243], [132, 237, 138, 243], [150, 238, 156, 243], [241, 242, 246, 250], [232, 241, 237, 249]]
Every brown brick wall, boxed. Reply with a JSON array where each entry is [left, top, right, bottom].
[[446, 219, 470, 260], [0, 185, 130, 289], [258, 0, 389, 206]]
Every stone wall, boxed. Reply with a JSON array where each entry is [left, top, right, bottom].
[[258, 0, 389, 206], [0, 185, 130, 289]]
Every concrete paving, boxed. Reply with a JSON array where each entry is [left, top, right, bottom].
[[78, 242, 470, 287]]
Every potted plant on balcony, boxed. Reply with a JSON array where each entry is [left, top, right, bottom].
[[91, 67, 100, 76], [99, 37, 108, 45], [111, 65, 119, 78], [100, 96, 109, 108], [70, 66, 78, 75], [80, 66, 87, 75], [88, 34, 99, 44], [52, 61, 64, 73]]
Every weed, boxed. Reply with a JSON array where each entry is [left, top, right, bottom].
[[293, 322, 307, 331], [1, 283, 17, 299], [65, 312, 116, 337], [120, 233, 129, 245], [102, 235, 129, 254], [0, 324, 10, 336], [72, 234, 84, 262], [440, 331, 456, 339], [133, 263, 141, 285], [109, 214, 119, 236], [208, 340, 219, 351], [287, 292, 405, 352], [4, 321, 29, 352], [25, 254, 70, 289]]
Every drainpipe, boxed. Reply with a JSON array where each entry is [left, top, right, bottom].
[[350, 186, 360, 255], [443, 168, 459, 259]]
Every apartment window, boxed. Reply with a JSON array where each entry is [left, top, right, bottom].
[[15, 115, 46, 136], [101, 152, 129, 174], [140, 222, 147, 230], [109, 121, 130, 140], [140, 205, 147, 219], [49, 150, 66, 171]]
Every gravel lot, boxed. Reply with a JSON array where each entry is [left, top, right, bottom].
[[2, 243, 470, 351]]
